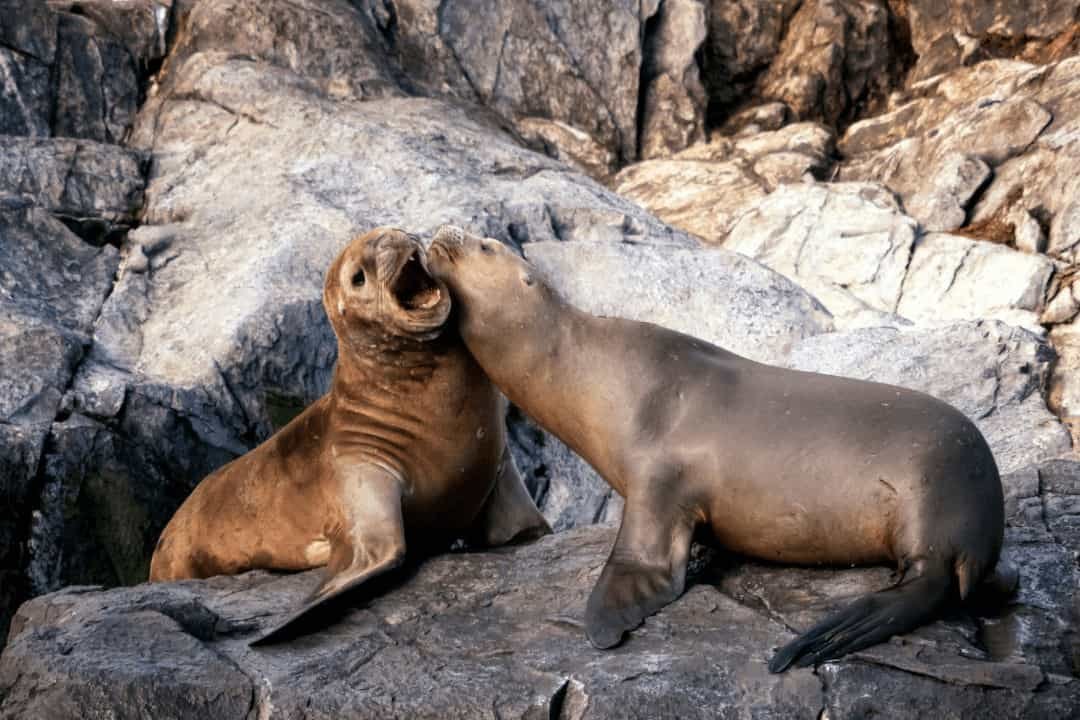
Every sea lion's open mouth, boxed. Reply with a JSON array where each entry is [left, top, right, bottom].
[[391, 250, 443, 311]]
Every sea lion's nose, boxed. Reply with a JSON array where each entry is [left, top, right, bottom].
[[432, 225, 466, 248]]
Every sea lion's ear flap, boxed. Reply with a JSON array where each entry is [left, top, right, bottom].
[[468, 445, 551, 547], [250, 468, 406, 645], [522, 273, 535, 287]]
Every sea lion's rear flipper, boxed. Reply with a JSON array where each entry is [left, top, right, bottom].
[[470, 445, 552, 547], [767, 559, 954, 673], [251, 467, 406, 645], [584, 478, 696, 649]]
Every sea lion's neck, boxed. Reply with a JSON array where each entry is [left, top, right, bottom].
[[477, 293, 614, 476]]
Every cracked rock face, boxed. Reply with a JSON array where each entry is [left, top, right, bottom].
[[3, 458, 1079, 718], [0, 204, 120, 641]]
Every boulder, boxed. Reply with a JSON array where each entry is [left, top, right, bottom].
[[3, 458, 1079, 718], [726, 182, 917, 328], [164, 0, 657, 173], [897, 233, 1054, 332]]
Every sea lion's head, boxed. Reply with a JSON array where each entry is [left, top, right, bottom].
[[324, 227, 451, 348], [427, 225, 548, 340]]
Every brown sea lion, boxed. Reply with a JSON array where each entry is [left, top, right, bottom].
[[427, 225, 1007, 672], [149, 227, 550, 641]]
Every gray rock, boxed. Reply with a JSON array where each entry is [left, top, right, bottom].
[[0, 205, 120, 641], [168, 0, 653, 172], [0, 0, 56, 137], [4, 456, 1080, 717], [525, 240, 833, 365], [0, 137, 147, 233], [53, 12, 140, 144], [788, 321, 1073, 474], [839, 96, 1052, 209], [394, 0, 646, 165]]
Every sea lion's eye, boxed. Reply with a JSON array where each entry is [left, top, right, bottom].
[[351, 268, 365, 287], [481, 241, 495, 255]]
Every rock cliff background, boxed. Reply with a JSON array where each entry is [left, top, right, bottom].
[[1, 0, 1079, 717]]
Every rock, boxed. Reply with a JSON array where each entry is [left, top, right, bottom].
[[701, 0, 800, 117], [4, 457, 1080, 717], [1048, 319, 1080, 446], [614, 122, 834, 245], [0, 137, 147, 237], [904, 153, 991, 232], [0, 0, 57, 136], [840, 95, 1052, 211], [760, 0, 899, 127], [638, 0, 707, 159], [48, 1, 172, 72], [510, 240, 833, 529], [788, 321, 1073, 474], [0, 204, 120, 640], [721, 101, 790, 136], [898, 0, 1080, 81], [837, 56, 1080, 269], [0, 0, 163, 142], [516, 118, 618, 182], [53, 12, 140, 144], [526, 241, 833, 365], [382, 0, 649, 167], [897, 232, 1054, 332], [967, 58, 1080, 262], [726, 182, 917, 328]]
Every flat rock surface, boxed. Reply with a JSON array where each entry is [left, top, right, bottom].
[[2, 458, 1078, 719]]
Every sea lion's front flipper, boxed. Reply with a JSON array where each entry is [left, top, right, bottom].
[[470, 445, 552, 547], [584, 478, 696, 649], [251, 466, 406, 645]]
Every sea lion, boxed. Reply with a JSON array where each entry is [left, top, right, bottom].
[[427, 225, 1007, 672], [149, 227, 550, 641]]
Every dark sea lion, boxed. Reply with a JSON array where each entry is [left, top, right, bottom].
[[149, 227, 550, 641], [427, 225, 1007, 672]]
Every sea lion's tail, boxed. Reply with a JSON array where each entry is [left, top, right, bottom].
[[767, 560, 955, 673]]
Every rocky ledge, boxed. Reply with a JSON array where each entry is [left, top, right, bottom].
[[2, 458, 1078, 719]]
